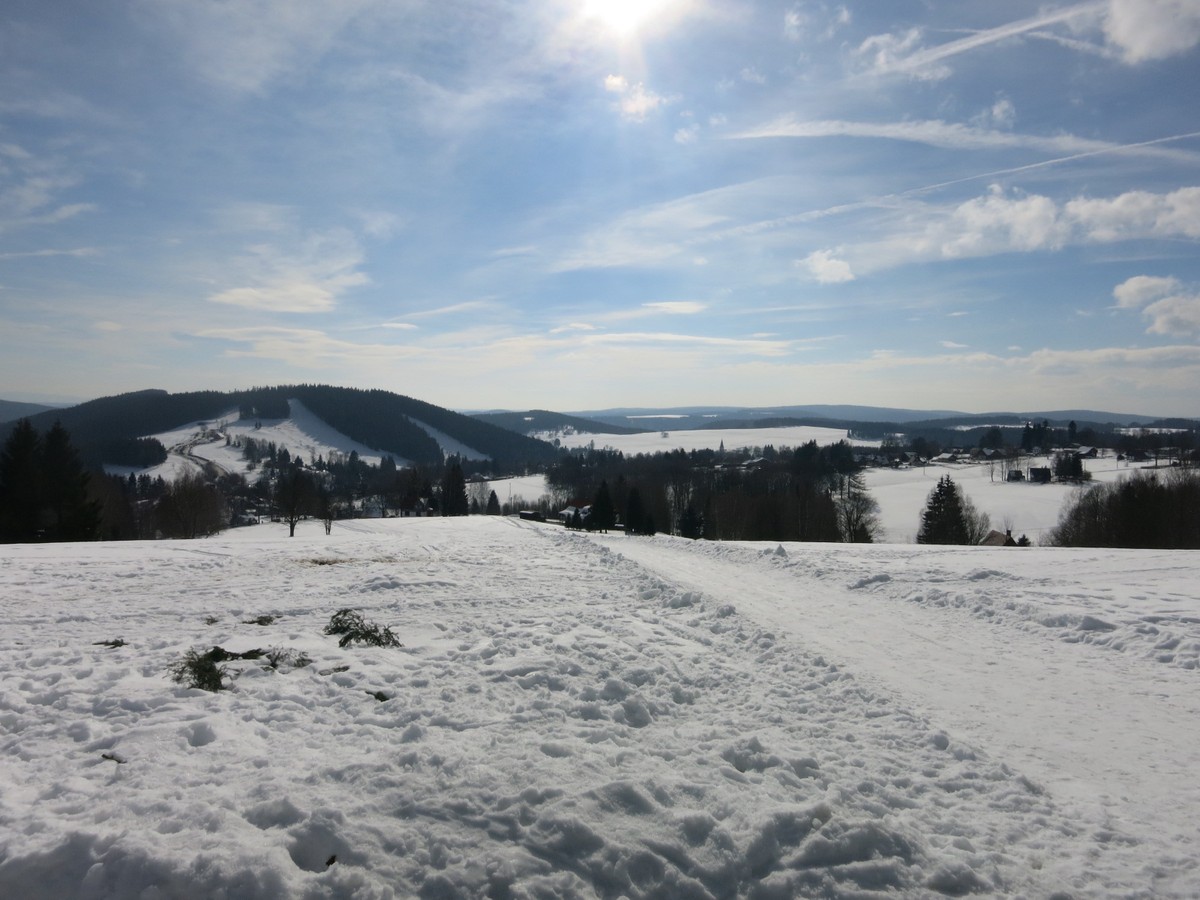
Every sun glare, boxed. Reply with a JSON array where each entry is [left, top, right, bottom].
[[582, 0, 677, 35]]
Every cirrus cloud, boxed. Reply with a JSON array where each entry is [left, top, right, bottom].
[[208, 229, 369, 314]]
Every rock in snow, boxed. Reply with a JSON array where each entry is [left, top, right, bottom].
[[1, 517, 1198, 897]]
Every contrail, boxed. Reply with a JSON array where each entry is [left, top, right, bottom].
[[885, 1, 1107, 74], [902, 130, 1200, 196]]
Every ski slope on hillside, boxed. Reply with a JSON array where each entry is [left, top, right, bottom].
[[112, 399, 488, 481], [1, 518, 1196, 896]]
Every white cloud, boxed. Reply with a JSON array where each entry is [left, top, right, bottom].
[[589, 301, 710, 324], [987, 98, 1016, 130], [853, 1, 1198, 77], [356, 210, 403, 240], [847, 185, 1200, 274], [406, 300, 495, 319], [801, 249, 855, 283], [0, 247, 100, 260], [208, 229, 369, 314], [1142, 293, 1200, 335], [856, 28, 950, 81], [740, 67, 766, 84], [940, 340, 968, 349], [605, 75, 670, 122], [783, 6, 809, 41], [1067, 186, 1200, 241], [675, 124, 701, 144], [1112, 275, 1200, 336], [0, 146, 96, 234], [1104, 0, 1200, 62], [579, 331, 790, 356], [1113, 275, 1181, 308], [644, 301, 707, 314], [196, 326, 423, 367], [941, 187, 1070, 257]]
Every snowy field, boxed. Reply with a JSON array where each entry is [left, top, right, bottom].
[[544, 425, 879, 455], [2, 517, 1198, 897], [489, 456, 1148, 546], [866, 455, 1146, 544]]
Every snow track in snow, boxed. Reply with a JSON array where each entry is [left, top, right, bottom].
[[593, 532, 1200, 895]]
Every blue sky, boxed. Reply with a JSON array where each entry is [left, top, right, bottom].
[[2, 0, 1199, 416]]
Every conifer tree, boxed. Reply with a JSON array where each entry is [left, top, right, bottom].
[[0, 420, 100, 542], [441, 461, 469, 517], [678, 504, 703, 539], [0, 420, 43, 542], [624, 486, 645, 535], [917, 475, 970, 544], [40, 422, 101, 541], [485, 490, 501, 516], [590, 480, 616, 533]]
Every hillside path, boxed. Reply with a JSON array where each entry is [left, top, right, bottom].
[[590, 533, 1200, 885]]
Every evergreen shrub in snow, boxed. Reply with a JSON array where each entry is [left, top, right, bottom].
[[324, 608, 402, 648], [168, 649, 229, 692]]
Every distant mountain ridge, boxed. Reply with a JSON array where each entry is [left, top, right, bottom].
[[14, 386, 559, 469], [472, 410, 643, 437], [563, 404, 1161, 428], [476, 404, 1169, 437], [0, 398, 59, 424]]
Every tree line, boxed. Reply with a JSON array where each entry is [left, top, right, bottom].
[[1049, 470, 1200, 549], [0, 420, 101, 542], [549, 440, 881, 543]]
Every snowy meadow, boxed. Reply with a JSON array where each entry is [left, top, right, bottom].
[[2, 517, 1198, 897]]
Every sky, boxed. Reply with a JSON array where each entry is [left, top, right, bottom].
[[1, 0, 1199, 416]]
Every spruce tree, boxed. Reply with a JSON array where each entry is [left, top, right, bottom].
[[441, 461, 469, 517], [624, 486, 645, 535], [40, 422, 101, 541], [485, 490, 501, 516], [917, 475, 970, 544], [0, 420, 43, 542], [0, 420, 100, 543], [590, 480, 616, 533], [678, 504, 702, 539]]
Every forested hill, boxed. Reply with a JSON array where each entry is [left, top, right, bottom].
[[16, 386, 559, 469], [0, 399, 58, 424]]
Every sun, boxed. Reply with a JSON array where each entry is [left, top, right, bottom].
[[581, 0, 678, 35]]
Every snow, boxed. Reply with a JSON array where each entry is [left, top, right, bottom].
[[2, 517, 1198, 897], [866, 454, 1152, 544], [544, 425, 879, 455], [106, 400, 491, 482], [484, 474, 552, 507]]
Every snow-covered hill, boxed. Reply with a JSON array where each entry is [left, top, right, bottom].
[[113, 399, 489, 481], [2, 518, 1196, 897]]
